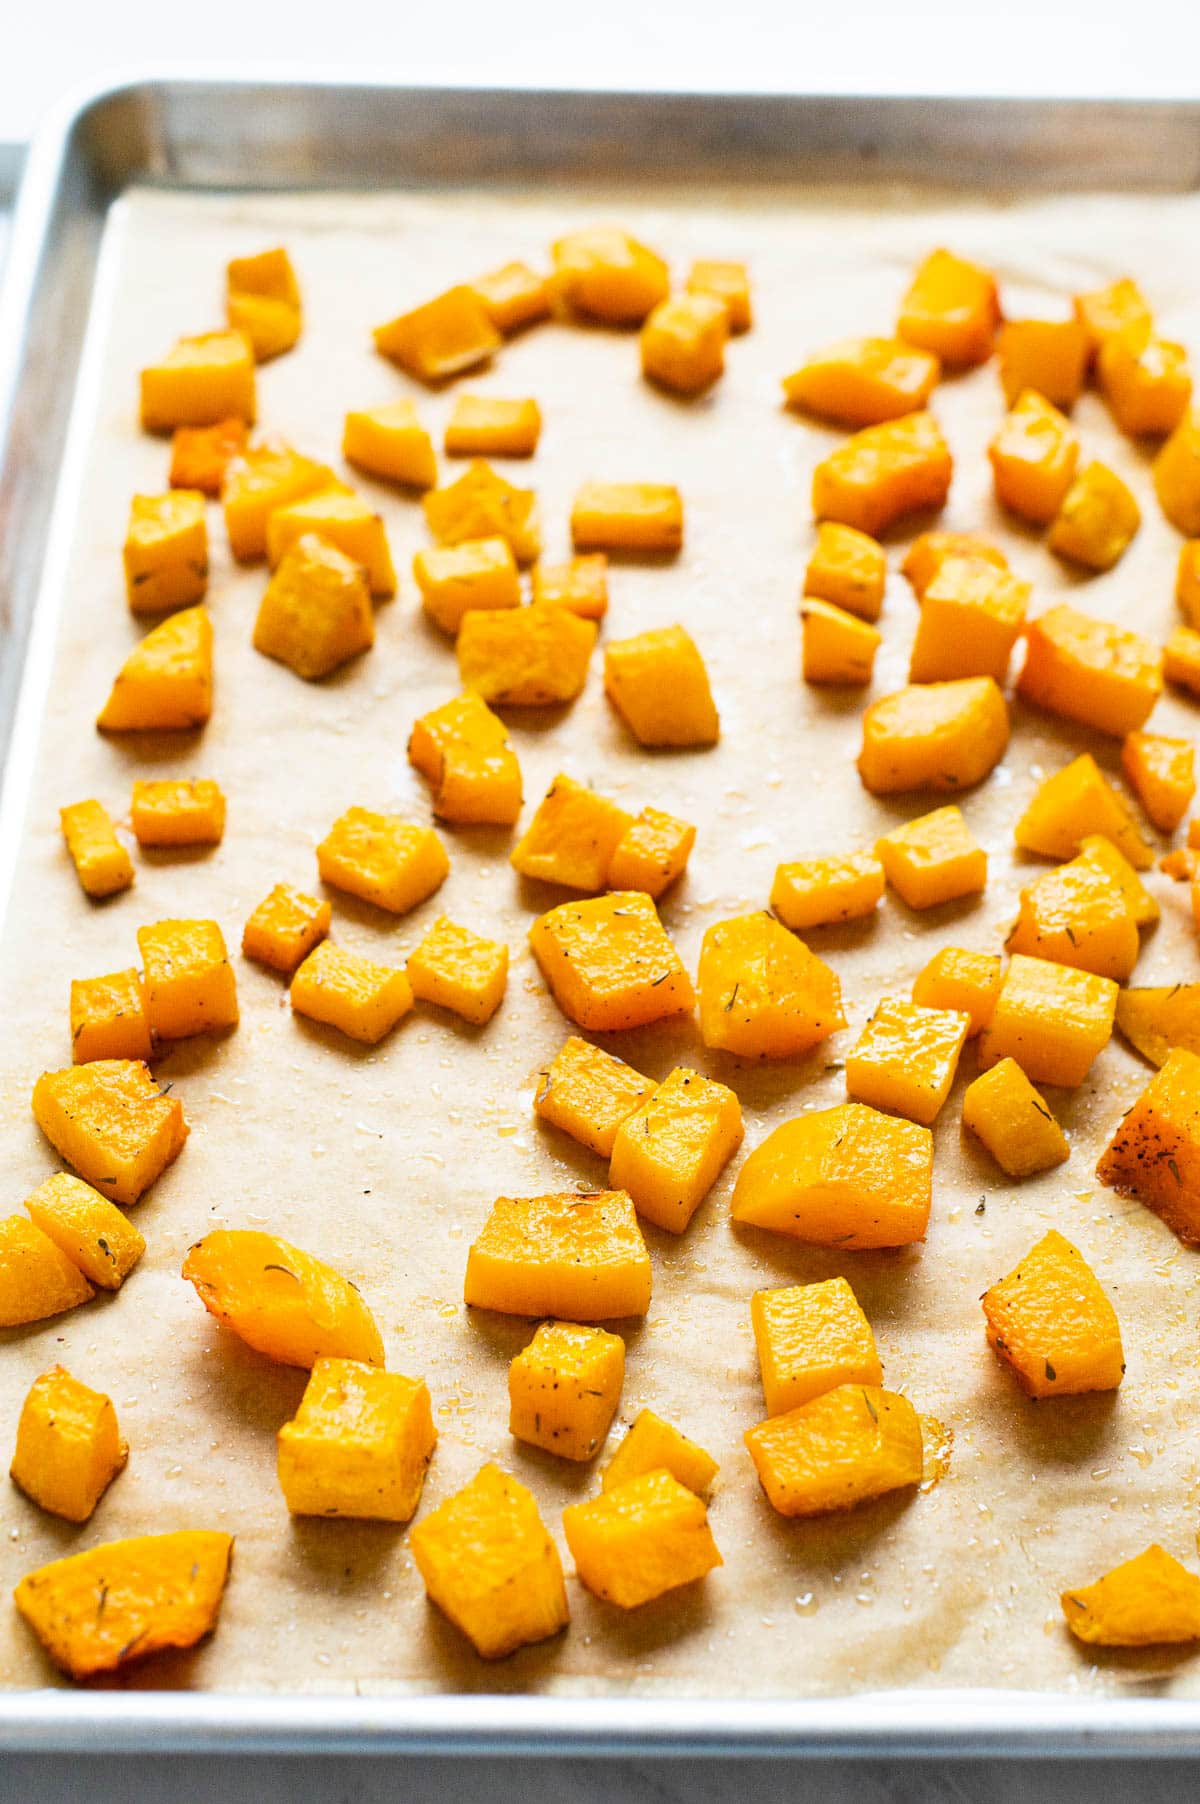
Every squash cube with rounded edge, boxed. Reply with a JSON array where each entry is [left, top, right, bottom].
[[908, 555, 1029, 685], [533, 1036, 654, 1158], [10, 1366, 127, 1522], [876, 806, 986, 910], [464, 1189, 652, 1320], [752, 1277, 881, 1417], [745, 1383, 923, 1517], [1115, 984, 1200, 1068], [226, 248, 301, 361], [242, 883, 330, 974], [607, 807, 694, 898], [783, 336, 939, 427], [551, 228, 669, 324], [532, 553, 609, 620], [414, 538, 520, 635], [182, 1228, 384, 1368], [982, 1228, 1123, 1397], [897, 248, 998, 366], [902, 530, 1007, 599], [1166, 625, 1200, 697], [445, 395, 541, 458], [1156, 410, 1200, 536], [857, 676, 1008, 796], [407, 691, 522, 826], [424, 460, 539, 564], [731, 1103, 932, 1248], [845, 995, 969, 1125], [811, 410, 952, 536], [253, 535, 374, 682], [1019, 606, 1161, 737], [124, 492, 207, 615], [0, 1217, 94, 1327], [1048, 463, 1141, 572], [317, 807, 448, 915], [131, 778, 225, 848], [801, 598, 880, 685], [997, 318, 1088, 410], [563, 1469, 721, 1608], [609, 1065, 743, 1234], [70, 967, 152, 1064], [31, 1059, 188, 1207], [508, 1322, 624, 1460], [137, 919, 238, 1040], [510, 774, 632, 892], [640, 293, 728, 396], [988, 389, 1080, 525], [373, 285, 500, 384], [1121, 731, 1194, 833], [406, 916, 508, 1026], [1015, 753, 1152, 870], [604, 625, 717, 746], [698, 912, 844, 1060], [1076, 835, 1157, 926], [804, 521, 886, 621], [1099, 332, 1192, 438], [342, 400, 437, 489], [290, 940, 413, 1045], [530, 891, 693, 1032], [60, 801, 133, 900], [458, 606, 596, 707], [1007, 853, 1139, 981], [140, 331, 256, 433], [1074, 277, 1152, 363], [1096, 1046, 1200, 1244], [277, 1358, 436, 1521], [410, 1463, 568, 1659], [911, 946, 1000, 1036], [23, 1172, 144, 1290], [978, 953, 1117, 1089], [1063, 1545, 1200, 1648], [770, 851, 884, 930], [470, 261, 551, 335], [686, 259, 751, 332], [267, 489, 395, 597], [570, 482, 683, 554], [169, 417, 247, 496], [602, 1410, 717, 1496], [962, 1059, 1069, 1178], [96, 605, 213, 733], [223, 440, 335, 563]]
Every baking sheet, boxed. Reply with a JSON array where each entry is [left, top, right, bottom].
[[1, 176, 1200, 1705]]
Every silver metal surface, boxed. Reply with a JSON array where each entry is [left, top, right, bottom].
[[2, 72, 1200, 1757]]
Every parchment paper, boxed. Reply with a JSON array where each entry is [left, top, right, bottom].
[[2, 178, 1200, 1701]]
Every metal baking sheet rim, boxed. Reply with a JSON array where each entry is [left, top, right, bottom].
[[3, 71, 1200, 1758]]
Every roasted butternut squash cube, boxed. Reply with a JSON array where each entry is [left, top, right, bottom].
[[407, 691, 522, 825], [1156, 410, 1200, 535], [978, 953, 1117, 1088], [267, 489, 395, 597], [603, 1410, 718, 1496], [609, 1066, 743, 1234], [410, 1463, 568, 1659], [459, 606, 596, 707], [784, 337, 939, 427], [901, 530, 1007, 599], [1019, 605, 1161, 737], [1015, 754, 1152, 870], [1177, 541, 1200, 627], [641, 293, 729, 395], [169, 417, 247, 496], [1077, 834, 1158, 926], [464, 1189, 652, 1319], [342, 400, 437, 489], [982, 1228, 1123, 1397], [1097, 1047, 1200, 1243], [130, 778, 225, 848], [1121, 731, 1194, 832], [254, 534, 374, 681], [277, 1358, 435, 1521], [406, 915, 508, 1025], [551, 227, 669, 324], [911, 946, 1001, 1036], [290, 940, 413, 1045], [897, 248, 998, 366], [0, 1217, 94, 1327], [242, 884, 330, 975], [997, 318, 1088, 410], [31, 1059, 187, 1206], [988, 389, 1079, 524], [604, 624, 717, 745], [1074, 276, 1152, 362], [607, 806, 695, 898], [140, 331, 256, 433], [801, 598, 880, 685], [1160, 845, 1200, 880], [96, 605, 213, 732], [698, 912, 844, 1060], [508, 1321, 624, 1460], [812, 410, 952, 536], [962, 1059, 1069, 1178], [571, 481, 684, 554], [70, 967, 152, 1063], [445, 395, 542, 458], [226, 247, 301, 360], [1115, 984, 1200, 1067], [751, 1276, 881, 1416], [534, 1036, 654, 1158], [316, 807, 448, 915], [770, 850, 884, 930], [510, 773, 632, 891], [1048, 462, 1142, 572], [1063, 1545, 1200, 1647], [731, 1103, 932, 1248], [415, 537, 520, 635], [909, 555, 1029, 685], [804, 522, 886, 621], [745, 1383, 923, 1517], [686, 259, 751, 332], [1099, 332, 1192, 438], [530, 891, 693, 1032], [23, 1172, 144, 1290], [563, 1469, 721, 1608], [876, 805, 987, 910], [223, 440, 335, 562], [1165, 624, 1200, 697], [137, 918, 238, 1040], [531, 553, 608, 620], [424, 460, 540, 563], [845, 995, 969, 1125], [470, 261, 551, 334], [183, 1227, 383, 1366], [1007, 853, 1139, 981], [10, 1366, 126, 1522], [123, 492, 207, 615], [60, 800, 133, 900], [374, 284, 500, 384], [858, 676, 1008, 796]]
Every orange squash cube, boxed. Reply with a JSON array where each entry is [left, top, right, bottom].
[[459, 605, 595, 708], [1159, 845, 1200, 879], [254, 534, 375, 681], [411, 1463, 568, 1659], [414, 537, 520, 635], [858, 676, 1008, 795], [1099, 332, 1192, 437], [10, 1365, 127, 1523], [96, 605, 213, 732], [534, 1036, 654, 1158], [226, 251, 301, 362], [510, 773, 632, 891], [317, 807, 448, 915], [1048, 462, 1141, 572], [1121, 731, 1195, 832], [731, 1103, 932, 1248], [1165, 625, 1200, 698], [911, 946, 1001, 1036], [242, 883, 330, 973], [571, 481, 683, 554], [988, 389, 1079, 524], [745, 1383, 923, 1517], [1018, 605, 1161, 736], [425, 460, 540, 564], [342, 400, 438, 489], [464, 1189, 652, 1319], [70, 967, 151, 1064], [751, 1277, 881, 1416], [961, 1059, 1069, 1178], [875, 805, 986, 909], [223, 439, 335, 562], [563, 1469, 721, 1609], [137, 918, 238, 1040], [277, 1358, 436, 1522], [267, 488, 395, 597], [140, 330, 256, 433], [373, 284, 500, 384], [609, 1065, 743, 1234], [530, 891, 693, 1032], [604, 624, 717, 745], [1156, 410, 1200, 535], [801, 598, 881, 685], [31, 1059, 187, 1206], [1115, 984, 1200, 1067], [508, 1322, 624, 1461], [784, 336, 939, 427], [908, 555, 1029, 684], [1097, 1047, 1200, 1243], [1077, 834, 1158, 927], [406, 915, 508, 1025], [1074, 276, 1152, 362], [290, 941, 413, 1045], [811, 410, 952, 536], [845, 995, 969, 1125], [770, 850, 884, 930], [686, 259, 752, 332], [982, 1229, 1123, 1397], [0, 1217, 94, 1327], [897, 248, 999, 366], [603, 1410, 718, 1495], [227, 246, 300, 336], [978, 953, 1117, 1088], [641, 292, 729, 395], [445, 395, 542, 458], [697, 912, 844, 1060], [1014, 753, 1152, 870], [469, 261, 551, 335], [1063, 1545, 1200, 1648], [408, 691, 522, 825], [607, 807, 695, 898], [169, 417, 247, 496], [130, 778, 225, 848], [60, 800, 133, 899], [23, 1172, 144, 1290], [1007, 853, 1139, 981], [123, 492, 207, 615], [902, 529, 1007, 599], [551, 227, 669, 325], [1177, 541, 1200, 627], [997, 318, 1088, 410], [531, 553, 609, 620], [182, 1227, 384, 1367], [803, 521, 886, 621]]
